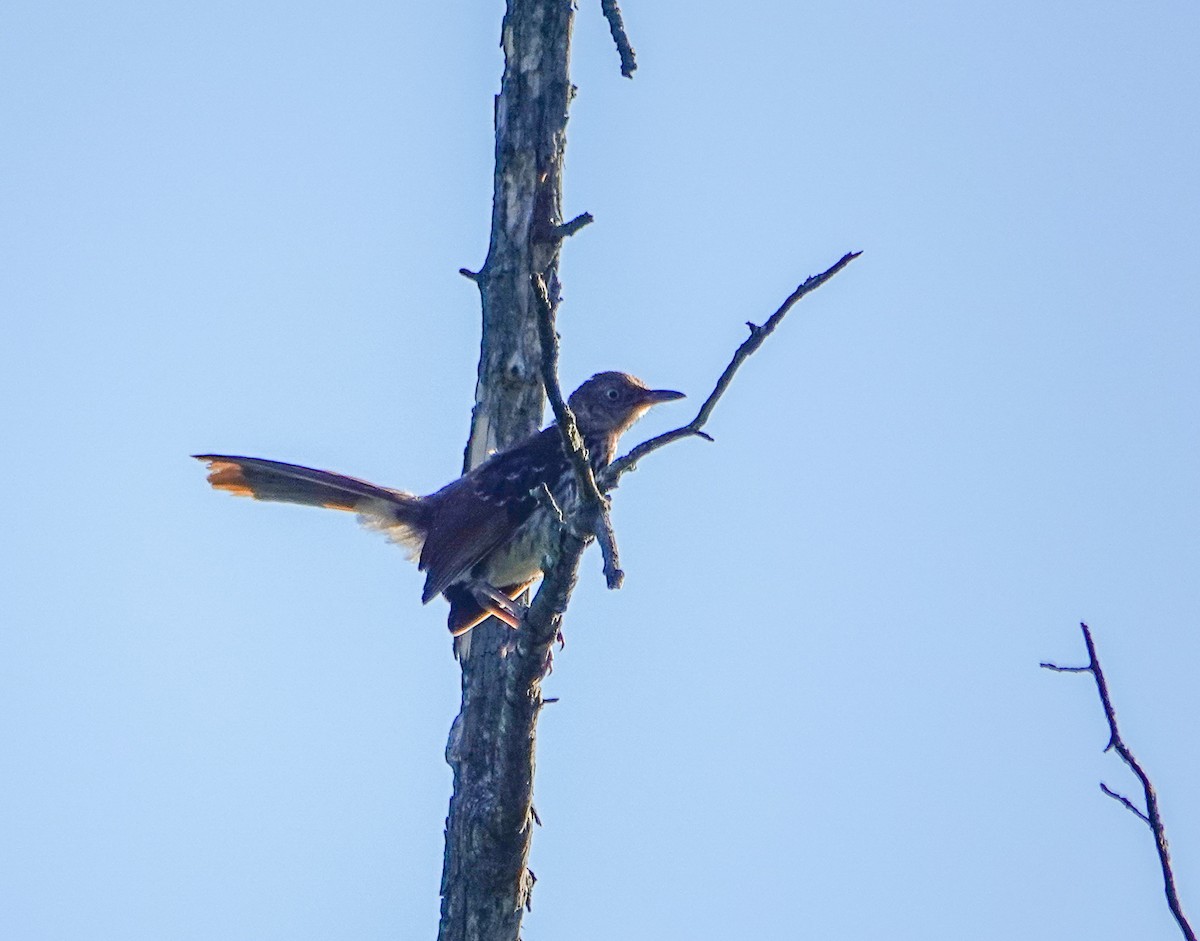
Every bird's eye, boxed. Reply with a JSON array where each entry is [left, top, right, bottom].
[[605, 388, 620, 401]]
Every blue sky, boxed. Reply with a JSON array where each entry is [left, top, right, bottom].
[[3, 1, 1199, 938]]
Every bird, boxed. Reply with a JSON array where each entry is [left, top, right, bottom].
[[195, 371, 684, 642]]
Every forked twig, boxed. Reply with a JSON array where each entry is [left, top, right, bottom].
[[1042, 622, 1196, 941]]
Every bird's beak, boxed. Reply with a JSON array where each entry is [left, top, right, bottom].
[[641, 388, 686, 405]]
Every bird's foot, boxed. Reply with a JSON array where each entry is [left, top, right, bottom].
[[465, 580, 528, 630]]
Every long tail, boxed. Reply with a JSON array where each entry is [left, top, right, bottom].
[[193, 454, 428, 552]]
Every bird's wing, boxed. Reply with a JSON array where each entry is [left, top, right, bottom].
[[418, 429, 562, 603]]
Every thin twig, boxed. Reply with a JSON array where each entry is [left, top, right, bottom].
[[1042, 622, 1196, 941], [601, 250, 862, 488], [590, 508, 623, 588], [531, 274, 625, 590], [1101, 783, 1152, 825], [600, 0, 637, 78], [532, 482, 565, 524]]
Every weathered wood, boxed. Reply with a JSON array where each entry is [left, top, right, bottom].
[[461, 0, 575, 474], [439, 1, 576, 938]]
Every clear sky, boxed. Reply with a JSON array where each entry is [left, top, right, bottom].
[[3, 2, 1199, 939]]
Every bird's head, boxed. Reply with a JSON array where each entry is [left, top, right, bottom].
[[568, 371, 685, 440]]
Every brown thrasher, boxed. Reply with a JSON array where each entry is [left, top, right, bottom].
[[195, 371, 683, 639]]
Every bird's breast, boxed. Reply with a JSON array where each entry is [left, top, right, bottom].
[[475, 475, 581, 587]]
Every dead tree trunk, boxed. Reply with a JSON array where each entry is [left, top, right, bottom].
[[436, 4, 856, 938], [439, 1, 577, 938]]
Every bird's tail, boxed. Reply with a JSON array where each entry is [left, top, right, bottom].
[[194, 454, 427, 554]]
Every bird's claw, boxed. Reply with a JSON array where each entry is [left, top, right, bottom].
[[466, 580, 528, 630]]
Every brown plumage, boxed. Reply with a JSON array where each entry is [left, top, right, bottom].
[[196, 372, 683, 641]]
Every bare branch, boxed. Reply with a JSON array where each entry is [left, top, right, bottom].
[[1100, 783, 1151, 825], [531, 274, 625, 590], [601, 250, 862, 487], [551, 212, 594, 240], [590, 503, 624, 590], [521, 250, 863, 638], [600, 0, 637, 78], [1043, 622, 1197, 941]]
